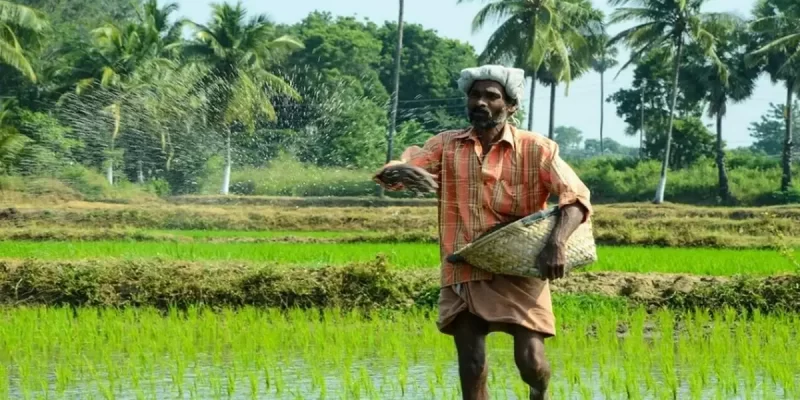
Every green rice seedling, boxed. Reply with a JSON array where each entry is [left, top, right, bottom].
[[3, 304, 800, 399], [0, 363, 8, 399]]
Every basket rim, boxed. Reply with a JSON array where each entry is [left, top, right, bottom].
[[462, 205, 561, 250]]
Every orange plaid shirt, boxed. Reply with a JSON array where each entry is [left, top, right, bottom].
[[375, 124, 593, 287]]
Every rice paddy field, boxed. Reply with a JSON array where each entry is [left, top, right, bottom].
[[1, 198, 800, 399], [3, 304, 800, 400]]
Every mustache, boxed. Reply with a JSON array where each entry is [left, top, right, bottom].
[[468, 108, 491, 117], [467, 107, 509, 129]]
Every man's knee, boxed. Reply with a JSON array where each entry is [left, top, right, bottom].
[[458, 350, 487, 380], [452, 312, 489, 380], [514, 334, 551, 389], [517, 354, 550, 389]]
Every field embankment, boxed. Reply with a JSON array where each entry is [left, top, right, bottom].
[[0, 241, 796, 276], [1, 258, 799, 314]]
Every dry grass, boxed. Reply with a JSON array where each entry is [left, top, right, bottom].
[[1, 200, 798, 248]]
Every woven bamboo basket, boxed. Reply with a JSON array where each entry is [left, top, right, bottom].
[[447, 206, 597, 278]]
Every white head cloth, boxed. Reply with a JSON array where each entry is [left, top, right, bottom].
[[457, 65, 526, 104]]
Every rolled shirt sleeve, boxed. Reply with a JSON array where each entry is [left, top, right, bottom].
[[539, 141, 593, 222], [373, 134, 444, 190]]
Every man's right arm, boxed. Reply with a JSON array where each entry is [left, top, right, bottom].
[[373, 134, 444, 190]]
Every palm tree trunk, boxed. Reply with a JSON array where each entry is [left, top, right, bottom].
[[548, 83, 556, 140], [640, 87, 645, 159], [106, 162, 113, 185], [137, 160, 144, 184], [781, 80, 794, 192], [715, 111, 730, 202], [527, 75, 536, 131], [654, 40, 684, 204], [600, 70, 605, 153], [527, 14, 538, 131], [106, 141, 114, 185], [221, 127, 232, 195]]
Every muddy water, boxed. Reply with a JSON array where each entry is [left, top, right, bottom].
[[7, 348, 795, 399]]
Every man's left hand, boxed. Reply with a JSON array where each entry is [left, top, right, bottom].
[[536, 241, 567, 280], [536, 204, 587, 280]]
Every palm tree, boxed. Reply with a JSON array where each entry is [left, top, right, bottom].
[[0, 1, 48, 82], [65, 21, 173, 184], [0, 99, 25, 173], [538, 50, 593, 140], [126, 60, 207, 182], [749, 0, 800, 193], [126, 0, 184, 183], [591, 34, 618, 154], [136, 0, 184, 59], [609, 0, 728, 204], [182, 2, 303, 195], [458, 0, 597, 132], [686, 16, 757, 202], [535, 59, 557, 139], [538, 0, 603, 139]]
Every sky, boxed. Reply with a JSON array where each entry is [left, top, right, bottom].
[[174, 0, 786, 149]]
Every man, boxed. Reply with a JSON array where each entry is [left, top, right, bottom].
[[373, 65, 592, 400]]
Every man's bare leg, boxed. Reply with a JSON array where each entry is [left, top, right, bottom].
[[512, 327, 551, 400], [451, 311, 490, 400]]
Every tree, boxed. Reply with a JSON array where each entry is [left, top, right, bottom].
[[275, 12, 390, 168], [0, 1, 48, 82], [5, 0, 139, 110], [62, 22, 155, 184], [377, 21, 476, 132], [609, 47, 705, 142], [644, 116, 715, 169], [749, 101, 800, 157], [65, 3, 187, 184], [684, 16, 758, 202], [749, 0, 800, 192], [182, 2, 303, 195], [458, 0, 600, 132], [52, 1, 187, 185], [537, 0, 604, 139], [585, 137, 624, 154], [554, 125, 583, 150], [609, 0, 729, 204], [385, 0, 403, 199], [0, 99, 25, 173], [125, 62, 209, 183], [591, 34, 618, 153]]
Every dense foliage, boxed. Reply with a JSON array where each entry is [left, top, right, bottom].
[[0, 0, 797, 204]]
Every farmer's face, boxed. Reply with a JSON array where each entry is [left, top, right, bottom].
[[467, 80, 517, 130]]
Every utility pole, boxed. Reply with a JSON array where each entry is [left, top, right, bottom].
[[377, 0, 404, 198]]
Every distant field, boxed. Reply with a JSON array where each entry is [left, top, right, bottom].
[[1, 241, 796, 276], [2, 201, 799, 249], [154, 229, 371, 238]]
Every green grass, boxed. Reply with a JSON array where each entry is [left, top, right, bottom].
[[0, 241, 795, 275], [1, 304, 798, 399], [150, 229, 373, 239]]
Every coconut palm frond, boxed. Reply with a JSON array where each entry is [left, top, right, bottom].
[[0, 38, 34, 80]]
